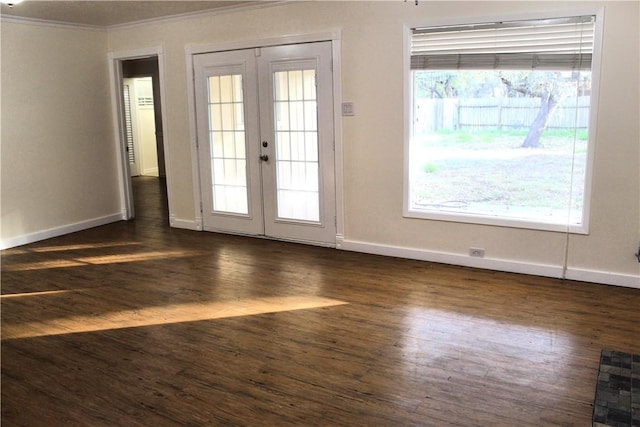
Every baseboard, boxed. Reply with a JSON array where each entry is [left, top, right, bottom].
[[339, 238, 640, 288], [169, 216, 201, 231], [565, 268, 640, 289], [340, 238, 564, 279], [141, 168, 159, 177], [0, 213, 123, 250]]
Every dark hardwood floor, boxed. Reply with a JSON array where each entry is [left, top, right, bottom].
[[2, 176, 639, 426]]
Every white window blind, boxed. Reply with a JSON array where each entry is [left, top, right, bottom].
[[411, 15, 595, 70], [123, 84, 136, 164]]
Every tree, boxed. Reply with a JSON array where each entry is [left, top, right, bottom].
[[414, 70, 590, 147], [414, 72, 457, 99], [500, 72, 578, 148]]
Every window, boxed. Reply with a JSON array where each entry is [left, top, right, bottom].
[[406, 15, 599, 232]]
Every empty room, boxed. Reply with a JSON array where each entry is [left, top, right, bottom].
[[1, 1, 639, 425]]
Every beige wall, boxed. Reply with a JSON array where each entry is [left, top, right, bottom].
[[105, 1, 639, 285], [1, 21, 121, 245], [1, 1, 637, 286]]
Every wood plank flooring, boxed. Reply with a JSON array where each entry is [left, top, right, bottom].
[[2, 176, 639, 426]]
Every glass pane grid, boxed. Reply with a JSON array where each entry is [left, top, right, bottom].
[[208, 74, 248, 215], [273, 69, 321, 222]]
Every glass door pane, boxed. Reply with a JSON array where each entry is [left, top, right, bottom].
[[207, 74, 248, 214], [273, 69, 320, 222]]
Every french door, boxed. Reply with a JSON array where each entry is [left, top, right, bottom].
[[194, 42, 336, 245]]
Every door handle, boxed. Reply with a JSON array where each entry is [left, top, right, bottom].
[[260, 154, 269, 162]]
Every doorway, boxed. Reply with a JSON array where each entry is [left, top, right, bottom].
[[122, 57, 165, 179], [193, 42, 336, 246], [112, 54, 169, 222], [123, 77, 159, 177]]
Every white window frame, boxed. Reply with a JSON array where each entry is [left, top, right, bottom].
[[403, 8, 604, 234]]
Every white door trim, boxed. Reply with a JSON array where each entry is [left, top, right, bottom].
[[187, 31, 341, 56], [108, 46, 173, 222], [186, 31, 344, 239]]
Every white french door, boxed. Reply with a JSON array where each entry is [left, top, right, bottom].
[[194, 42, 336, 245]]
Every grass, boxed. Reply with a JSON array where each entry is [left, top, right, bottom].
[[422, 163, 438, 173], [423, 129, 588, 149], [411, 129, 588, 218]]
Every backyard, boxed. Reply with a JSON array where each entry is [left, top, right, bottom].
[[409, 129, 588, 225]]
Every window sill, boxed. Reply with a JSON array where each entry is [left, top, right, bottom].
[[403, 207, 589, 234]]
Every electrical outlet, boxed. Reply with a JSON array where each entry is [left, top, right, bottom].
[[341, 102, 355, 116], [469, 247, 485, 258]]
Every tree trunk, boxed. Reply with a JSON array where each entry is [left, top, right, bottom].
[[521, 93, 559, 148]]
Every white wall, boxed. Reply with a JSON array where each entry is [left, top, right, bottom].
[[1, 21, 121, 248]]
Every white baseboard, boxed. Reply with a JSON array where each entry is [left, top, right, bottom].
[[339, 238, 639, 289], [0, 213, 123, 250], [565, 268, 640, 289], [169, 216, 201, 231], [340, 238, 563, 278]]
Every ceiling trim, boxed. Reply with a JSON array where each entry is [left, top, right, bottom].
[[0, 14, 106, 31], [106, 1, 286, 31], [0, 1, 288, 32]]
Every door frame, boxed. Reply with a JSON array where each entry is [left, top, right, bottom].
[[108, 47, 172, 221], [186, 31, 345, 244]]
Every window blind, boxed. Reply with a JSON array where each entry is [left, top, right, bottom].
[[123, 85, 136, 164], [411, 16, 595, 71]]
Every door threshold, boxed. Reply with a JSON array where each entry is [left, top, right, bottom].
[[202, 227, 336, 248]]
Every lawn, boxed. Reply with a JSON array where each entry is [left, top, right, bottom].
[[410, 129, 588, 223]]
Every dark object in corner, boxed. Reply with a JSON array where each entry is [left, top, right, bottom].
[[592, 349, 639, 426]]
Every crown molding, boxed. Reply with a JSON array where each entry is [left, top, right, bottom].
[[106, 1, 289, 31], [0, 1, 289, 32], [0, 13, 106, 31]]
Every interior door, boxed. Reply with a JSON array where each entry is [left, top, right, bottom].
[[194, 41, 336, 245]]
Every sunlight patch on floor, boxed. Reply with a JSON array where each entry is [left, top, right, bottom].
[[2, 241, 142, 255], [3, 249, 202, 271], [1, 296, 348, 340], [0, 289, 83, 299]]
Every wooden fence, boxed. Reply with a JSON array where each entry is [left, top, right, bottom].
[[414, 97, 590, 134]]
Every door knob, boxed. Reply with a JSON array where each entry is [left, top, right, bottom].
[[260, 154, 269, 161]]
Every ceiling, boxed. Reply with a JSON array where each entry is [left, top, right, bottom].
[[0, 1, 269, 27]]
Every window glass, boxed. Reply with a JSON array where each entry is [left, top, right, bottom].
[[407, 16, 596, 231]]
